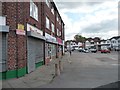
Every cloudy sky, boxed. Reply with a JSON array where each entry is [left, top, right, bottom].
[[55, 0, 119, 41]]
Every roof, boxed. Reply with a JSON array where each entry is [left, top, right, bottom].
[[110, 36, 120, 40]]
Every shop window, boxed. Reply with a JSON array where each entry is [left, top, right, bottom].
[[46, 16, 50, 29], [30, 0, 38, 21]]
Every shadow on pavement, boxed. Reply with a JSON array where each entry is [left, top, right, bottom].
[[93, 81, 119, 90]]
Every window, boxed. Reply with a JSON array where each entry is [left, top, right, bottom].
[[46, 0, 49, 7], [118, 40, 120, 43], [59, 19, 61, 25], [51, 23, 54, 32], [30, 0, 38, 21], [46, 17, 50, 29], [57, 28, 59, 36], [57, 28, 61, 36], [51, 7, 54, 15], [57, 14, 59, 21]]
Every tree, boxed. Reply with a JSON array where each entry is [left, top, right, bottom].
[[74, 35, 86, 43]]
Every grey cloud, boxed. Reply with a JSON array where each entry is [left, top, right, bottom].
[[56, 2, 103, 9], [81, 19, 118, 33]]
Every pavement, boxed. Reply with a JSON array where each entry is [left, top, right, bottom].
[[1, 55, 67, 89], [1, 51, 119, 89]]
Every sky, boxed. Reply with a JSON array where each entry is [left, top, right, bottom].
[[55, 0, 119, 41]]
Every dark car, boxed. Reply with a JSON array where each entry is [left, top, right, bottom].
[[90, 48, 97, 53], [78, 48, 84, 52]]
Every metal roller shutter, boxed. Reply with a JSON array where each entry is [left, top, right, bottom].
[[27, 37, 44, 73]]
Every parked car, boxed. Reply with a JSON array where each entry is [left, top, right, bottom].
[[78, 48, 89, 53], [90, 48, 97, 53], [78, 48, 84, 52], [101, 48, 110, 53], [83, 49, 89, 53]]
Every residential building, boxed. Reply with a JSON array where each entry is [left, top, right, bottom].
[[0, 1, 65, 80], [85, 38, 100, 50], [110, 36, 120, 50]]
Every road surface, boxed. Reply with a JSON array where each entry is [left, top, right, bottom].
[[40, 51, 119, 88]]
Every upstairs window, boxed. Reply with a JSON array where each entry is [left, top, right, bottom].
[[51, 23, 54, 33], [46, 0, 49, 7], [59, 19, 61, 25], [57, 28, 61, 36], [30, 0, 38, 21], [118, 40, 120, 43], [51, 7, 54, 15], [57, 14, 59, 21], [46, 17, 50, 29], [57, 28, 59, 36]]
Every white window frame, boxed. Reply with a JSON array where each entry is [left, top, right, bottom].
[[59, 19, 61, 25], [57, 28, 61, 36], [51, 7, 54, 15], [30, 0, 38, 21], [46, 16, 50, 29], [51, 23, 54, 33], [46, 0, 49, 7], [57, 14, 59, 21], [57, 28, 59, 36]]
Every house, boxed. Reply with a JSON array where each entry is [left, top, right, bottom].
[[110, 36, 120, 51], [85, 37, 101, 50], [0, 0, 65, 80], [65, 40, 83, 50]]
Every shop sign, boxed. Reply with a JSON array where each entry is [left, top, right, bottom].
[[57, 38, 62, 45], [27, 23, 43, 35], [18, 24, 24, 30], [45, 33, 57, 43], [16, 24, 25, 35], [16, 29, 25, 35]]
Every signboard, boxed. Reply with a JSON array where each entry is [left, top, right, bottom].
[[27, 23, 43, 35], [45, 33, 57, 43], [16, 24, 25, 35], [16, 29, 25, 35], [18, 24, 24, 30], [57, 37, 62, 45]]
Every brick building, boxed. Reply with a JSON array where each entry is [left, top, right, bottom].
[[0, 0, 65, 80]]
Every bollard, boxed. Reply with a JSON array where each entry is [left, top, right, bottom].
[[55, 64, 60, 76], [59, 60, 63, 72]]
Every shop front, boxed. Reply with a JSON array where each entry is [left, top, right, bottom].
[[45, 33, 57, 65], [0, 16, 9, 80], [27, 24, 45, 73], [57, 38, 63, 58]]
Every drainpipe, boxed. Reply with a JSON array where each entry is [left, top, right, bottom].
[[16, 2, 19, 78]]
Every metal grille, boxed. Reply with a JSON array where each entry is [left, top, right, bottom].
[[27, 37, 44, 73], [0, 33, 7, 72]]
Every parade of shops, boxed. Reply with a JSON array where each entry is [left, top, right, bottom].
[[0, 0, 65, 80]]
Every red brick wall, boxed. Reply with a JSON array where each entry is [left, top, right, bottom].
[[2, 2, 27, 70], [2, 1, 64, 70], [7, 31, 17, 70]]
